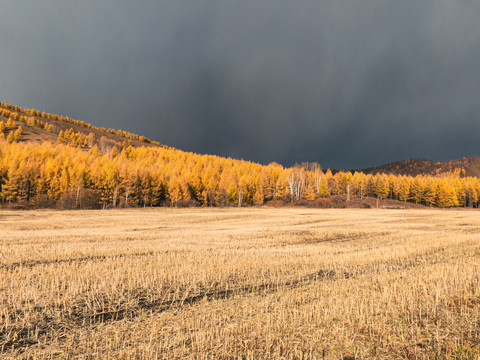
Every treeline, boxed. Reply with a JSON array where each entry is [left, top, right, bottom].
[[1, 139, 479, 209]]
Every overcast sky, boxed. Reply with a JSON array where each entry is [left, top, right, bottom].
[[1, 0, 480, 169]]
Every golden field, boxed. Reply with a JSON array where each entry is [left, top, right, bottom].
[[0, 208, 479, 359]]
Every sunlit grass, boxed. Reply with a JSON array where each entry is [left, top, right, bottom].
[[1, 208, 479, 359]]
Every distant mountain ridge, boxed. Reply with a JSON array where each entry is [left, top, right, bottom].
[[362, 156, 480, 177]]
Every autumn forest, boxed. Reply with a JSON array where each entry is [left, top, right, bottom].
[[0, 101, 479, 209]]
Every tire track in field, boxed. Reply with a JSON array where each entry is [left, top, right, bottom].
[[0, 251, 156, 271], [0, 247, 465, 354]]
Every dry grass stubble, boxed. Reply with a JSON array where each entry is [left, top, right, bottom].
[[0, 208, 479, 359]]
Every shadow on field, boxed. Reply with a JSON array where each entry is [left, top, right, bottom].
[[0, 251, 156, 270], [0, 267, 341, 352], [1, 249, 449, 353]]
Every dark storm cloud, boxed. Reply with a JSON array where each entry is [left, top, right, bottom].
[[1, 0, 480, 168]]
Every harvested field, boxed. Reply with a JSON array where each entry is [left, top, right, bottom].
[[0, 208, 479, 359]]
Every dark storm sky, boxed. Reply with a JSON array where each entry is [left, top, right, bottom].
[[1, 1, 480, 169]]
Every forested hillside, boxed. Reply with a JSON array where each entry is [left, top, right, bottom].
[[362, 157, 480, 177], [0, 102, 161, 149], [1, 101, 480, 209]]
